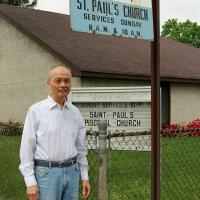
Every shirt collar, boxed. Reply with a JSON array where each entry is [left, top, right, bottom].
[[47, 95, 69, 109]]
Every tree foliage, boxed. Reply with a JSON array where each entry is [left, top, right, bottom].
[[161, 19, 200, 48], [0, 0, 37, 8]]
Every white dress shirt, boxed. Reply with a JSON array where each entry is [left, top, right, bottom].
[[19, 95, 88, 187]]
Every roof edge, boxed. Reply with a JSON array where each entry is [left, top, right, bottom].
[[161, 77, 200, 84], [82, 71, 200, 84], [81, 71, 151, 80]]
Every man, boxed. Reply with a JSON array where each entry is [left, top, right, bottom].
[[19, 66, 90, 200]]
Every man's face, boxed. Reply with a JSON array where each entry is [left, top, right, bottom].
[[47, 67, 72, 99]]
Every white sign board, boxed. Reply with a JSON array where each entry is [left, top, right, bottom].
[[69, 87, 151, 132], [70, 0, 153, 40]]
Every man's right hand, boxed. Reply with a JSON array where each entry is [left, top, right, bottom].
[[27, 185, 39, 200]]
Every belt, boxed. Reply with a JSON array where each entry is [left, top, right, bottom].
[[34, 156, 77, 168]]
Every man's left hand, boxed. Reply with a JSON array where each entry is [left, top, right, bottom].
[[82, 180, 91, 199]]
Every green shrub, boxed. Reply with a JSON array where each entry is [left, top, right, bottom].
[[0, 119, 23, 136]]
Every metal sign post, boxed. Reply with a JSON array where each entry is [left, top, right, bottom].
[[151, 0, 160, 199]]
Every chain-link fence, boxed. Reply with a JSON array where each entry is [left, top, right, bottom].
[[0, 124, 200, 199], [87, 127, 200, 200], [108, 131, 151, 200], [85, 131, 98, 200], [107, 128, 200, 200], [160, 128, 200, 200]]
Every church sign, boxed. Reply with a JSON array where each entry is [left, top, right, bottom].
[[69, 87, 151, 132], [70, 0, 153, 40]]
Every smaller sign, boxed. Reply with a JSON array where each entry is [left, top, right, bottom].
[[70, 0, 153, 40], [69, 87, 151, 132]]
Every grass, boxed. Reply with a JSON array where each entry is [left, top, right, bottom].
[[0, 136, 25, 200], [108, 150, 151, 200], [160, 137, 200, 200], [0, 135, 200, 200]]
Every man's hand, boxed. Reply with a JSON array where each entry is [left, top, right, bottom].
[[82, 180, 91, 199], [27, 185, 39, 200]]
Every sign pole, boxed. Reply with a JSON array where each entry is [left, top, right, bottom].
[[151, 0, 160, 199]]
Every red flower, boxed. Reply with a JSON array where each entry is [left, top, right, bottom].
[[162, 119, 200, 137]]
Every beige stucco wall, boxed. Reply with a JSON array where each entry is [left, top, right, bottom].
[[170, 83, 200, 124], [0, 17, 81, 122]]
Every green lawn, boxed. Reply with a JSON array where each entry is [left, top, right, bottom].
[[108, 150, 151, 200], [160, 137, 200, 200], [0, 136, 25, 200], [0, 136, 200, 200]]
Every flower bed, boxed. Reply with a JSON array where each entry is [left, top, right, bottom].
[[162, 119, 200, 137]]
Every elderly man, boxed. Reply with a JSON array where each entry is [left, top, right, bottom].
[[19, 66, 90, 200]]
